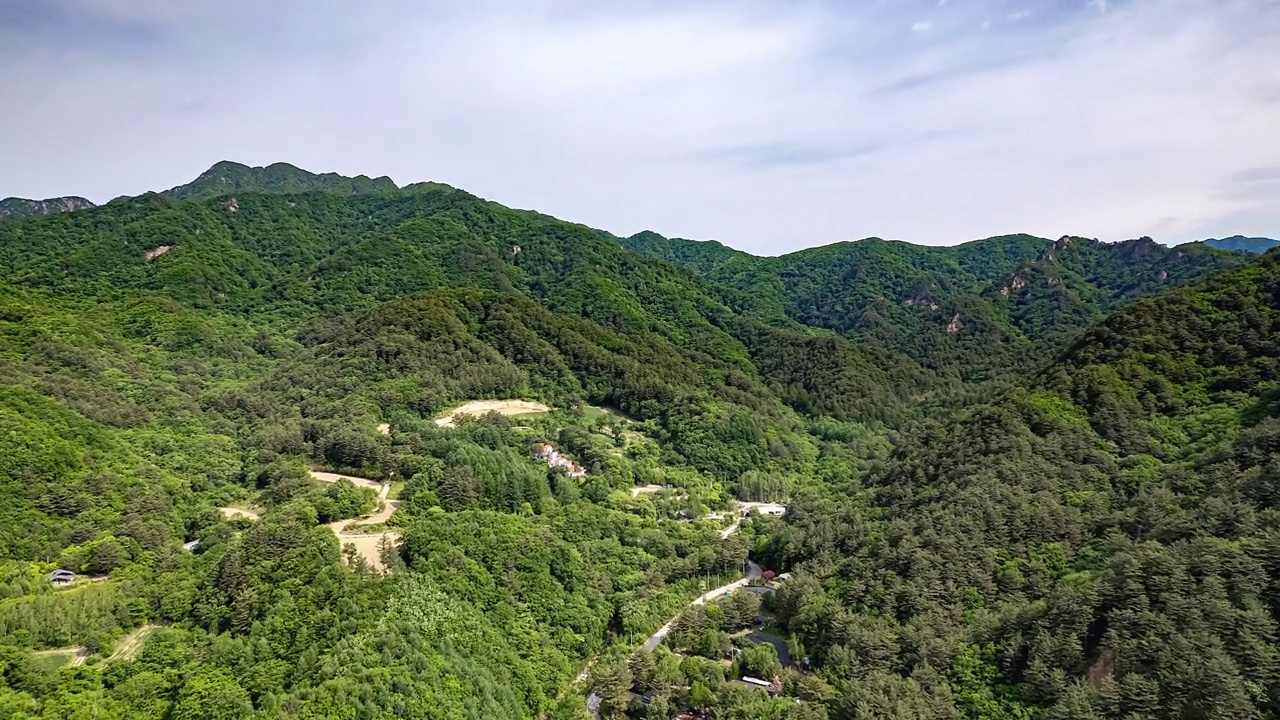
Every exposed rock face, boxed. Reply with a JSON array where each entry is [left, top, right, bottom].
[[945, 313, 964, 334], [0, 196, 96, 220]]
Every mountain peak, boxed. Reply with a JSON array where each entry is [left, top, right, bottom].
[[162, 161, 400, 202]]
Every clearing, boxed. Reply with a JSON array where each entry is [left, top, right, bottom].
[[434, 399, 550, 427], [32, 647, 89, 669], [719, 501, 788, 539], [219, 506, 260, 522], [630, 484, 665, 497], [109, 624, 158, 662], [309, 470, 383, 490]]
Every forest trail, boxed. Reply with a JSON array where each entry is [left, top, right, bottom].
[[109, 624, 158, 661], [314, 471, 401, 573], [630, 484, 665, 497], [434, 399, 550, 427]]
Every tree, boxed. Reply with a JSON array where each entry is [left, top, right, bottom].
[[172, 670, 252, 720], [591, 653, 634, 720]]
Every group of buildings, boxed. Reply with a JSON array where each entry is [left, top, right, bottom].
[[533, 443, 587, 477]]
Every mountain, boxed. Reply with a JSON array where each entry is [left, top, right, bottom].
[[1203, 234, 1280, 254], [2, 160, 1277, 719], [624, 231, 1243, 380], [0, 164, 910, 716], [158, 159, 399, 202], [0, 195, 95, 220]]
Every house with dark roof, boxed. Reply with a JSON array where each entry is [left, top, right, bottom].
[[47, 569, 75, 587]]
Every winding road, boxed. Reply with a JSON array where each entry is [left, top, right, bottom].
[[575, 500, 786, 683], [311, 471, 401, 573], [641, 559, 762, 651]]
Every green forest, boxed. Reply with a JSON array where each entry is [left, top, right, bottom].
[[0, 161, 1276, 719]]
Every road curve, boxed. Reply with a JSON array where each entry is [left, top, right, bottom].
[[641, 560, 762, 652]]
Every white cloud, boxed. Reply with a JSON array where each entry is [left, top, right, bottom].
[[1, 0, 1278, 251], [912, 20, 934, 31]]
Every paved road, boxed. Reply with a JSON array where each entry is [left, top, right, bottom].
[[641, 560, 762, 652]]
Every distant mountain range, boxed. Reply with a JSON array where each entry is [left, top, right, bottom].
[[624, 231, 1241, 381], [1202, 235, 1279, 254], [0, 196, 95, 220]]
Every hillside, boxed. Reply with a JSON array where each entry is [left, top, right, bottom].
[[760, 251, 1280, 718], [1204, 235, 1280, 254], [624, 231, 1243, 380], [0, 196, 95, 221]]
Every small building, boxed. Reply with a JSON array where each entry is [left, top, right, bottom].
[[732, 676, 783, 697], [47, 569, 75, 587], [183, 540, 201, 552]]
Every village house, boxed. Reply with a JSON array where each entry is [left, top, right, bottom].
[[533, 443, 586, 477], [46, 569, 74, 588]]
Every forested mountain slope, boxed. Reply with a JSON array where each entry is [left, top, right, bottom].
[[0, 163, 919, 718], [624, 231, 1242, 381], [758, 251, 1280, 719], [158, 160, 399, 202]]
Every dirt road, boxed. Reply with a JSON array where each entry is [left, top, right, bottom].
[[109, 625, 158, 661], [641, 560, 762, 652], [33, 647, 89, 668], [314, 472, 401, 573]]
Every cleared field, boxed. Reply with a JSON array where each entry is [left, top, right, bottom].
[[109, 624, 158, 661], [219, 507, 260, 522], [32, 647, 89, 669], [434, 400, 550, 427], [309, 470, 383, 490]]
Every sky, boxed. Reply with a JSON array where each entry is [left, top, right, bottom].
[[1, 0, 1278, 254]]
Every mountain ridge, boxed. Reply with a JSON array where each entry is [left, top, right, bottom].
[[0, 195, 96, 220], [159, 160, 401, 202], [1203, 234, 1279, 254], [622, 230, 1242, 380]]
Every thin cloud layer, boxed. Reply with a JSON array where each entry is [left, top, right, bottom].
[[1, 0, 1277, 252]]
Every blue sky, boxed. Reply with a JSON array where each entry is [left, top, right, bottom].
[[1, 0, 1278, 253]]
